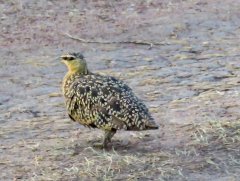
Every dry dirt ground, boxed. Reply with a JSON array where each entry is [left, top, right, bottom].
[[0, 0, 240, 180]]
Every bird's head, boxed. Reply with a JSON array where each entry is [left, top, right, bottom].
[[61, 52, 88, 74]]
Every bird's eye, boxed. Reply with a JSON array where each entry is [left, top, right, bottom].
[[62, 56, 75, 61], [62, 57, 68, 60]]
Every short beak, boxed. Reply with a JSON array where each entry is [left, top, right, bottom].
[[60, 55, 66, 63]]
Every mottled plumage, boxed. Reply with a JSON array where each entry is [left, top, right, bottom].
[[61, 52, 158, 148]]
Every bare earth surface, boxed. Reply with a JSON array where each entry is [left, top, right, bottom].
[[0, 0, 240, 180]]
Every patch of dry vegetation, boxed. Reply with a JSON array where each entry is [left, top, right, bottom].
[[174, 119, 240, 179], [62, 148, 177, 180], [188, 119, 240, 172], [30, 120, 239, 180]]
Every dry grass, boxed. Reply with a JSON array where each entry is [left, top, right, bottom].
[[1, 109, 239, 181], [63, 148, 176, 180], [1, 113, 239, 180], [177, 119, 240, 176], [28, 119, 240, 180]]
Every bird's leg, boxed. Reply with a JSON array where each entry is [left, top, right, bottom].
[[93, 129, 116, 149], [103, 129, 116, 146]]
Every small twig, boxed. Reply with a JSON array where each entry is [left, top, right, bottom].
[[63, 32, 169, 49]]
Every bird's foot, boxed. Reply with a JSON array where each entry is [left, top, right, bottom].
[[91, 130, 116, 149], [92, 142, 107, 149]]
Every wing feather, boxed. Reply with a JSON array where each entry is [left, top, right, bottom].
[[66, 74, 157, 130]]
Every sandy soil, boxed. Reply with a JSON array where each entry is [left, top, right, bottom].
[[0, 0, 240, 180]]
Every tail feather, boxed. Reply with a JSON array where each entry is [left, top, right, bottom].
[[146, 121, 159, 130]]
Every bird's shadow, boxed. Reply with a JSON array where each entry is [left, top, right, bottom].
[[71, 134, 163, 155]]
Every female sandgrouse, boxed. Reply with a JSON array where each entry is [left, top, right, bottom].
[[61, 52, 158, 148]]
